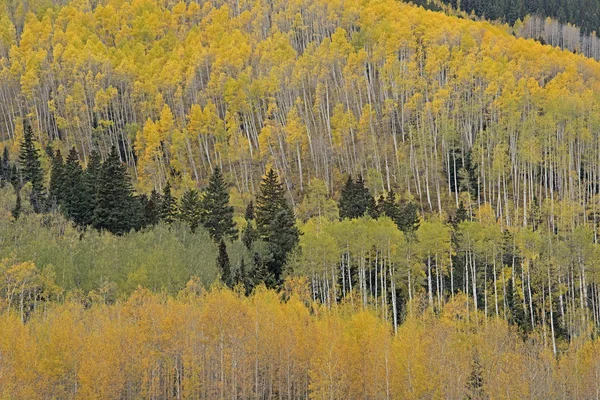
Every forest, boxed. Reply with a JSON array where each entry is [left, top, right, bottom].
[[4, 0, 600, 397]]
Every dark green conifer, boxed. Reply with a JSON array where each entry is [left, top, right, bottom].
[[19, 121, 45, 212], [49, 149, 65, 208], [200, 167, 237, 242], [338, 175, 374, 220], [63, 147, 86, 225], [143, 189, 162, 227], [81, 150, 102, 227], [179, 188, 202, 232], [93, 146, 137, 235], [217, 240, 232, 287], [160, 181, 178, 224], [1, 147, 10, 187], [397, 201, 420, 233], [255, 168, 300, 283]]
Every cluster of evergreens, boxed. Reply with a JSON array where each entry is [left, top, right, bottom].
[[443, 0, 600, 32]]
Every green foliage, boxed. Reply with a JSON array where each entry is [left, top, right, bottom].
[[256, 169, 300, 283], [179, 189, 201, 232], [19, 121, 44, 212], [160, 181, 178, 224], [200, 167, 237, 242], [338, 176, 374, 220], [92, 146, 139, 235]]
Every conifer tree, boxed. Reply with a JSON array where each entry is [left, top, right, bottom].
[[380, 189, 401, 221], [48, 149, 65, 208], [143, 189, 162, 227], [63, 147, 86, 225], [200, 167, 237, 242], [160, 181, 178, 224], [338, 175, 374, 220], [255, 168, 300, 283], [179, 189, 202, 232], [12, 189, 21, 220], [93, 146, 137, 235], [242, 201, 258, 249], [397, 201, 420, 233], [1, 147, 10, 187], [81, 150, 102, 227], [217, 240, 232, 287], [19, 121, 45, 212]]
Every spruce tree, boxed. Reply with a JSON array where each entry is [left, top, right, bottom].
[[1, 147, 10, 187], [397, 201, 420, 233], [242, 201, 258, 249], [12, 189, 21, 220], [160, 181, 178, 224], [217, 240, 232, 287], [255, 168, 300, 283], [19, 121, 45, 212], [93, 146, 137, 235], [179, 189, 202, 232], [338, 175, 374, 220], [380, 189, 401, 221], [63, 147, 86, 225], [143, 189, 162, 227], [48, 149, 65, 208], [200, 167, 237, 242], [81, 150, 102, 227]]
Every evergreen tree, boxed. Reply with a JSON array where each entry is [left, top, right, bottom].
[[143, 189, 162, 227], [255, 168, 300, 283], [466, 351, 487, 400], [242, 201, 258, 249], [48, 149, 65, 208], [338, 175, 374, 219], [251, 251, 276, 289], [93, 146, 138, 235], [63, 147, 86, 225], [160, 181, 178, 224], [81, 150, 102, 227], [217, 240, 232, 287], [234, 258, 253, 295], [179, 189, 202, 232], [12, 189, 21, 220], [245, 201, 255, 220], [200, 167, 237, 242], [0, 147, 10, 187], [397, 201, 420, 233], [380, 189, 401, 221], [19, 121, 45, 212]]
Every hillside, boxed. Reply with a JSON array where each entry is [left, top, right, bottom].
[[5, 0, 600, 397]]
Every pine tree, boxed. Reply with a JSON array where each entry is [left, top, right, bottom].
[[200, 167, 237, 242], [255, 168, 300, 283], [251, 251, 275, 289], [12, 189, 21, 220], [48, 149, 65, 208], [217, 240, 232, 287], [81, 150, 102, 227], [338, 175, 374, 220], [466, 351, 487, 400], [380, 189, 401, 221], [397, 201, 420, 233], [0, 147, 10, 187], [160, 181, 178, 224], [179, 189, 202, 232], [63, 147, 86, 225], [143, 189, 162, 227], [242, 201, 258, 249], [19, 121, 45, 212], [93, 146, 137, 235]]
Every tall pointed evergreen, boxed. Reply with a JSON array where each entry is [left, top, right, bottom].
[[242, 201, 258, 249], [255, 168, 300, 283], [0, 147, 10, 187], [143, 189, 162, 227], [200, 166, 237, 242], [338, 175, 374, 220], [81, 150, 102, 227], [93, 146, 137, 235], [179, 188, 202, 232], [49, 149, 65, 208], [19, 121, 45, 212], [217, 240, 232, 287], [63, 147, 86, 225], [160, 181, 178, 224]]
